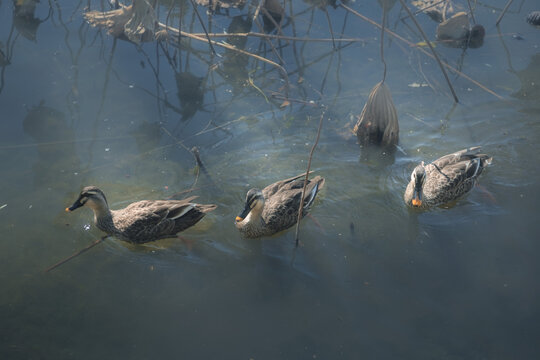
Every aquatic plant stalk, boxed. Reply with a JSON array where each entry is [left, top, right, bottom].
[[380, 4, 388, 82], [323, 7, 337, 50], [396, 0, 459, 103], [188, 32, 365, 43], [45, 236, 108, 272], [339, 3, 503, 100], [467, 0, 476, 24], [496, 0, 514, 26], [295, 110, 325, 248], [399, 0, 445, 20], [159, 22, 290, 98], [188, 0, 217, 55]]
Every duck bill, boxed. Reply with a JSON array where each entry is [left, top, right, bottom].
[[235, 204, 251, 223], [66, 197, 84, 212], [411, 190, 422, 207]]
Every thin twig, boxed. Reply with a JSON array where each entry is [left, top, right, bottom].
[[188, 0, 217, 55], [45, 236, 107, 272], [294, 110, 325, 248], [380, 5, 387, 83], [252, 0, 265, 23], [191, 146, 216, 186], [323, 7, 336, 50], [188, 31, 365, 43], [467, 0, 476, 24], [399, 0, 445, 20], [496, 0, 514, 26], [396, 0, 458, 103], [341, 4, 504, 101], [159, 21, 290, 98]]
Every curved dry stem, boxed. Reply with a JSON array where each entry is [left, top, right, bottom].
[[158, 21, 290, 98], [397, 0, 458, 103], [294, 110, 325, 248], [340, 3, 503, 101]]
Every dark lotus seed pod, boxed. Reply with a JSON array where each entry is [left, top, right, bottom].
[[526, 11, 540, 26]]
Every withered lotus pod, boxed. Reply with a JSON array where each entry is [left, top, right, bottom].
[[353, 81, 399, 147]]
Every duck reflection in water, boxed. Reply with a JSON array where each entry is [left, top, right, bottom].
[[22, 101, 80, 189], [13, 0, 49, 42]]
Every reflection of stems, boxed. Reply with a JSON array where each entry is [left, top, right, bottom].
[[0, 19, 17, 96], [467, 0, 476, 24], [253, 14, 285, 64], [188, 0, 217, 55], [248, 76, 269, 103], [496, 0, 514, 26], [294, 110, 325, 248], [399, 0, 445, 20], [380, 6, 387, 83], [160, 22, 290, 98], [496, 25, 515, 74], [340, 3, 503, 101], [397, 0, 458, 103], [191, 146, 215, 187], [323, 7, 336, 50], [45, 236, 108, 273], [186, 32, 366, 43]]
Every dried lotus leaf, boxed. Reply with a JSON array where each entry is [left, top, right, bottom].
[[353, 82, 399, 147], [436, 12, 469, 40]]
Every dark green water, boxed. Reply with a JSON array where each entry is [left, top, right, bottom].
[[1, 0, 539, 358]]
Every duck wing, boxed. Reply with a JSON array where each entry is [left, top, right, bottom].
[[262, 172, 314, 198], [116, 197, 215, 242], [431, 146, 487, 169], [263, 176, 324, 230], [427, 151, 490, 195]]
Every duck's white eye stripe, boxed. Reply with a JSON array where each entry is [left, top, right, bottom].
[[85, 191, 98, 196]]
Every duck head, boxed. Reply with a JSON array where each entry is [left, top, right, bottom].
[[235, 189, 264, 223], [66, 186, 108, 212], [410, 162, 426, 207]]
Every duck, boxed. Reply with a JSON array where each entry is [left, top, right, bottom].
[[66, 186, 217, 243], [404, 147, 492, 209], [235, 173, 325, 238]]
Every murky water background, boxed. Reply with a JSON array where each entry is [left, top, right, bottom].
[[1, 0, 539, 358]]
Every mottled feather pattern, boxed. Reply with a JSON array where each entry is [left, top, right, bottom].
[[526, 11, 540, 26], [404, 147, 491, 209], [237, 174, 325, 238], [106, 199, 215, 242], [69, 187, 216, 243]]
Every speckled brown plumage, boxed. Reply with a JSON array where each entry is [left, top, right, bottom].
[[235, 173, 325, 238], [404, 147, 492, 209], [67, 186, 216, 243]]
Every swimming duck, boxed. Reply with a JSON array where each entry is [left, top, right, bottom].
[[404, 147, 492, 209], [66, 186, 217, 243], [235, 173, 325, 238]]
